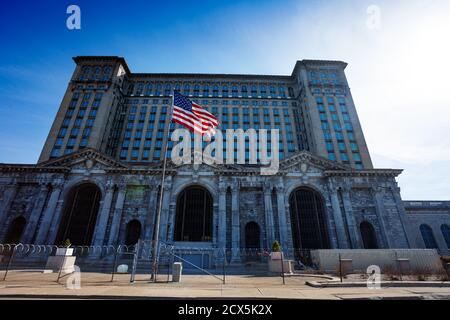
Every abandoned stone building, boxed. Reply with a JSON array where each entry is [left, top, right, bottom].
[[0, 56, 449, 266]]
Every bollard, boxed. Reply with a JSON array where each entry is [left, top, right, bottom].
[[172, 262, 183, 282]]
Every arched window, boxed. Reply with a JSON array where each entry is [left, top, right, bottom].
[[125, 220, 141, 246], [4, 216, 26, 244], [174, 186, 213, 242], [441, 224, 450, 249], [360, 221, 378, 249], [55, 183, 101, 246], [289, 187, 329, 251], [420, 224, 438, 249]]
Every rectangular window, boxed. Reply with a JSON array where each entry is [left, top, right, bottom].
[[353, 153, 361, 161], [51, 148, 60, 157], [79, 138, 88, 147], [82, 128, 91, 137], [122, 140, 130, 148], [120, 150, 127, 158], [131, 150, 139, 158], [70, 128, 79, 136], [67, 138, 76, 147], [58, 128, 67, 138], [326, 142, 334, 151], [347, 131, 355, 141]]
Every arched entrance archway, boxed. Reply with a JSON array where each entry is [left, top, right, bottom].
[[125, 220, 141, 246], [245, 222, 260, 261], [289, 187, 330, 252], [360, 221, 378, 249], [245, 222, 260, 249], [4, 216, 26, 244], [55, 183, 101, 246], [174, 186, 213, 242]]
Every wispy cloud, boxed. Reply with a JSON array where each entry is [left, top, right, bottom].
[[205, 0, 450, 199], [0, 0, 449, 199]]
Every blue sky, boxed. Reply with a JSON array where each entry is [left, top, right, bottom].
[[0, 0, 449, 200]]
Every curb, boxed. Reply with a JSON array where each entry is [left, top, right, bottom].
[[306, 280, 450, 288]]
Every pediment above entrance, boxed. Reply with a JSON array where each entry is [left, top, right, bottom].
[[39, 148, 128, 171], [279, 151, 350, 174]]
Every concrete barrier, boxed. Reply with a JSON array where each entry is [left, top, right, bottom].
[[310, 249, 444, 274]]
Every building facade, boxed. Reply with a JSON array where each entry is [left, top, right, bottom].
[[0, 56, 449, 266]]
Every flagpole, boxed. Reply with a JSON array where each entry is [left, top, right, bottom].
[[151, 92, 174, 282]]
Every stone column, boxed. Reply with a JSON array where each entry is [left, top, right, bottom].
[[217, 184, 227, 249], [46, 198, 66, 245], [34, 182, 63, 244], [263, 185, 275, 248], [329, 189, 349, 249], [165, 202, 176, 242], [390, 185, 411, 248], [276, 185, 289, 251], [372, 187, 391, 248], [22, 184, 49, 244], [0, 184, 18, 229], [159, 183, 172, 243], [107, 184, 126, 246], [341, 188, 362, 249], [143, 187, 158, 242], [92, 182, 115, 246], [231, 184, 241, 263]]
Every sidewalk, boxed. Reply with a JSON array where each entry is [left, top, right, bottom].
[[1, 272, 450, 300]]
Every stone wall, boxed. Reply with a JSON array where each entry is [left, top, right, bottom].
[[403, 201, 450, 250], [0, 149, 448, 267]]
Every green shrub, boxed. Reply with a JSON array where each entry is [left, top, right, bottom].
[[63, 239, 72, 248], [271, 241, 281, 252]]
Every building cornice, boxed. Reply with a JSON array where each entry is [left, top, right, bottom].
[[0, 164, 69, 173], [72, 56, 347, 81], [73, 56, 131, 74], [129, 73, 293, 81], [323, 169, 403, 177]]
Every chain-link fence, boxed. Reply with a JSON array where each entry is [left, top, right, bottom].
[[1, 243, 449, 285]]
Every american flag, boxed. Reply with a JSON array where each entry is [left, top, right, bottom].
[[172, 91, 219, 136]]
